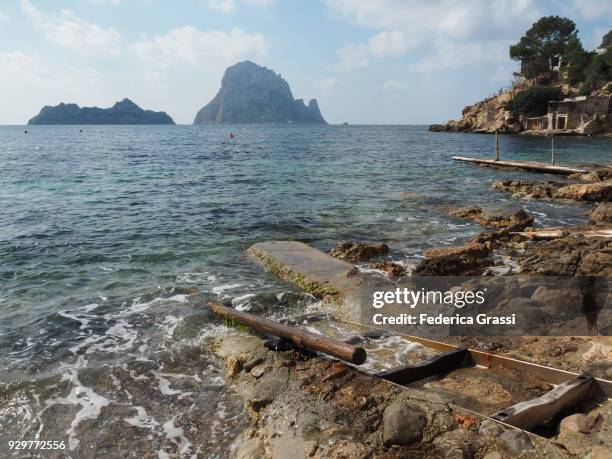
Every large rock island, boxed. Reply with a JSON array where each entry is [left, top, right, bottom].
[[193, 61, 326, 124], [28, 98, 175, 125]]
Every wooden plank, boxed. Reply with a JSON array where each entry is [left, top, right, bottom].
[[208, 301, 367, 365], [376, 348, 469, 385], [340, 321, 612, 398], [452, 156, 587, 175], [490, 376, 594, 430]]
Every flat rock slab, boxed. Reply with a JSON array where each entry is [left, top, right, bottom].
[[248, 241, 360, 296], [248, 241, 390, 321]]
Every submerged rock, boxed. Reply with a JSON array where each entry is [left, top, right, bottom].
[[329, 241, 389, 262]]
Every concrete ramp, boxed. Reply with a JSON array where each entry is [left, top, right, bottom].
[[248, 241, 388, 320]]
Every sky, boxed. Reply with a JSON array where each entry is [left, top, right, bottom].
[[0, 0, 611, 125]]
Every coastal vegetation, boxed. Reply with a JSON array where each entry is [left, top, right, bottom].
[[509, 16, 612, 94], [430, 15, 612, 135]]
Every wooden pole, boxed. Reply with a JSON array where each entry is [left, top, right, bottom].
[[208, 301, 367, 365], [551, 136, 555, 165], [495, 131, 500, 161]]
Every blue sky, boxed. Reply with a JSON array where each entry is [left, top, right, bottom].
[[0, 0, 610, 124]]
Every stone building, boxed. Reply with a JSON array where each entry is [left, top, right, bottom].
[[523, 95, 612, 133]]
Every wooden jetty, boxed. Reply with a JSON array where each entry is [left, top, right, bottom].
[[452, 156, 587, 175]]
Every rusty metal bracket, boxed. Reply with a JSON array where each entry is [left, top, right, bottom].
[[376, 348, 470, 385], [491, 375, 595, 430]]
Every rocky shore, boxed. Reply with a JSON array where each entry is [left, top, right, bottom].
[[207, 163, 612, 458]]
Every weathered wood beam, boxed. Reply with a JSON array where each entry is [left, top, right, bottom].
[[208, 301, 367, 365], [491, 375, 594, 430]]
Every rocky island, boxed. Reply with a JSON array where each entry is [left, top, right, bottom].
[[430, 18, 612, 136], [28, 98, 175, 125], [193, 61, 326, 124]]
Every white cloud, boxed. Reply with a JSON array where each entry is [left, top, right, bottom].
[[335, 30, 410, 71], [0, 51, 48, 81], [90, 0, 122, 5], [383, 80, 407, 91], [327, 0, 543, 73], [415, 39, 508, 74], [563, 0, 612, 20], [132, 26, 268, 68], [21, 0, 121, 57], [314, 77, 339, 93], [208, 0, 274, 13]]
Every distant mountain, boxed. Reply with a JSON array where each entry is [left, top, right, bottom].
[[28, 99, 175, 125], [193, 61, 326, 124]]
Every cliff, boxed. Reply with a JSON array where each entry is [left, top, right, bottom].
[[193, 61, 326, 124], [429, 92, 521, 134], [28, 99, 175, 125], [430, 82, 612, 136]]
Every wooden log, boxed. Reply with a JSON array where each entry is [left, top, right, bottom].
[[208, 301, 367, 365], [452, 156, 587, 175], [491, 376, 594, 430], [512, 228, 612, 240]]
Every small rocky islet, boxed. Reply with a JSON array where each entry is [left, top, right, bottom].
[[27, 98, 175, 125]]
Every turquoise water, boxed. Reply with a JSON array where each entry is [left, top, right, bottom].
[[0, 124, 609, 456]]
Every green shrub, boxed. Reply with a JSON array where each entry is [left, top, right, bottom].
[[506, 86, 564, 117]]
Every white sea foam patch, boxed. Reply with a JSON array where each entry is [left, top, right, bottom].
[[152, 371, 196, 399], [41, 370, 111, 451], [58, 303, 100, 330], [211, 283, 242, 295], [119, 294, 189, 318], [125, 406, 160, 432], [231, 293, 255, 311], [158, 416, 196, 459]]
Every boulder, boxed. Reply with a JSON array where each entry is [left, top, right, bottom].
[[530, 286, 584, 316], [382, 401, 427, 447], [431, 429, 480, 459], [478, 420, 504, 437], [414, 242, 490, 276], [365, 261, 406, 277], [330, 241, 389, 262], [554, 180, 612, 202], [590, 203, 612, 224], [498, 430, 534, 454], [492, 180, 561, 200], [559, 413, 599, 434], [449, 206, 534, 230]]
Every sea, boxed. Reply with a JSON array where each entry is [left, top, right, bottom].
[[0, 124, 610, 457]]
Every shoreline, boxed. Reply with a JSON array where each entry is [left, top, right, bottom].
[[218, 161, 611, 458]]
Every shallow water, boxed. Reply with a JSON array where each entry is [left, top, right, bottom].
[[0, 124, 610, 456]]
